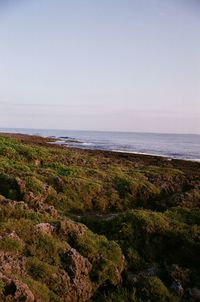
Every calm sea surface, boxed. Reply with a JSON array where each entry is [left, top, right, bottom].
[[1, 128, 200, 161]]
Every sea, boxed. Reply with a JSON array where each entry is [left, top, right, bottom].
[[0, 128, 200, 162]]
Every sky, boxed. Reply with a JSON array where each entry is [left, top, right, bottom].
[[0, 0, 199, 134]]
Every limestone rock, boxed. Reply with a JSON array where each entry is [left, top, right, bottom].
[[0, 273, 34, 302], [63, 248, 93, 302], [35, 222, 54, 235], [0, 252, 26, 275]]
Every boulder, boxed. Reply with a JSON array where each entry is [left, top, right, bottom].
[[35, 223, 54, 235], [0, 252, 26, 275], [62, 248, 93, 301]]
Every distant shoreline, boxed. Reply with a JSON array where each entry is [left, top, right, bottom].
[[1, 128, 200, 162], [50, 137, 200, 163]]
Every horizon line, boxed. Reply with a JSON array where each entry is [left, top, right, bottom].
[[0, 126, 199, 136]]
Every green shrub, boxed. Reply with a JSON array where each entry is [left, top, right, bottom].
[[137, 277, 175, 302], [114, 176, 132, 198], [21, 276, 60, 302], [27, 234, 67, 265], [0, 236, 23, 252], [0, 174, 21, 200], [47, 162, 76, 177], [73, 230, 124, 286], [26, 257, 55, 280]]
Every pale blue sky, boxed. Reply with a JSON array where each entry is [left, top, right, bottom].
[[0, 0, 199, 133]]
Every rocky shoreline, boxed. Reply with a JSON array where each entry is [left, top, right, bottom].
[[0, 133, 199, 301]]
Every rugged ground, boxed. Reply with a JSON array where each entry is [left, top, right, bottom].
[[0, 133, 199, 301]]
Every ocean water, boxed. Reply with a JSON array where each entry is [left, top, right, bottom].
[[1, 128, 200, 161]]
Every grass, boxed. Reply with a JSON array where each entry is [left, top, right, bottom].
[[0, 133, 199, 301]]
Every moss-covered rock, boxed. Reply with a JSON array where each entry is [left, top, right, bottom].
[[0, 133, 199, 301]]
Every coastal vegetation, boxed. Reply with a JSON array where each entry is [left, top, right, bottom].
[[0, 133, 199, 301]]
